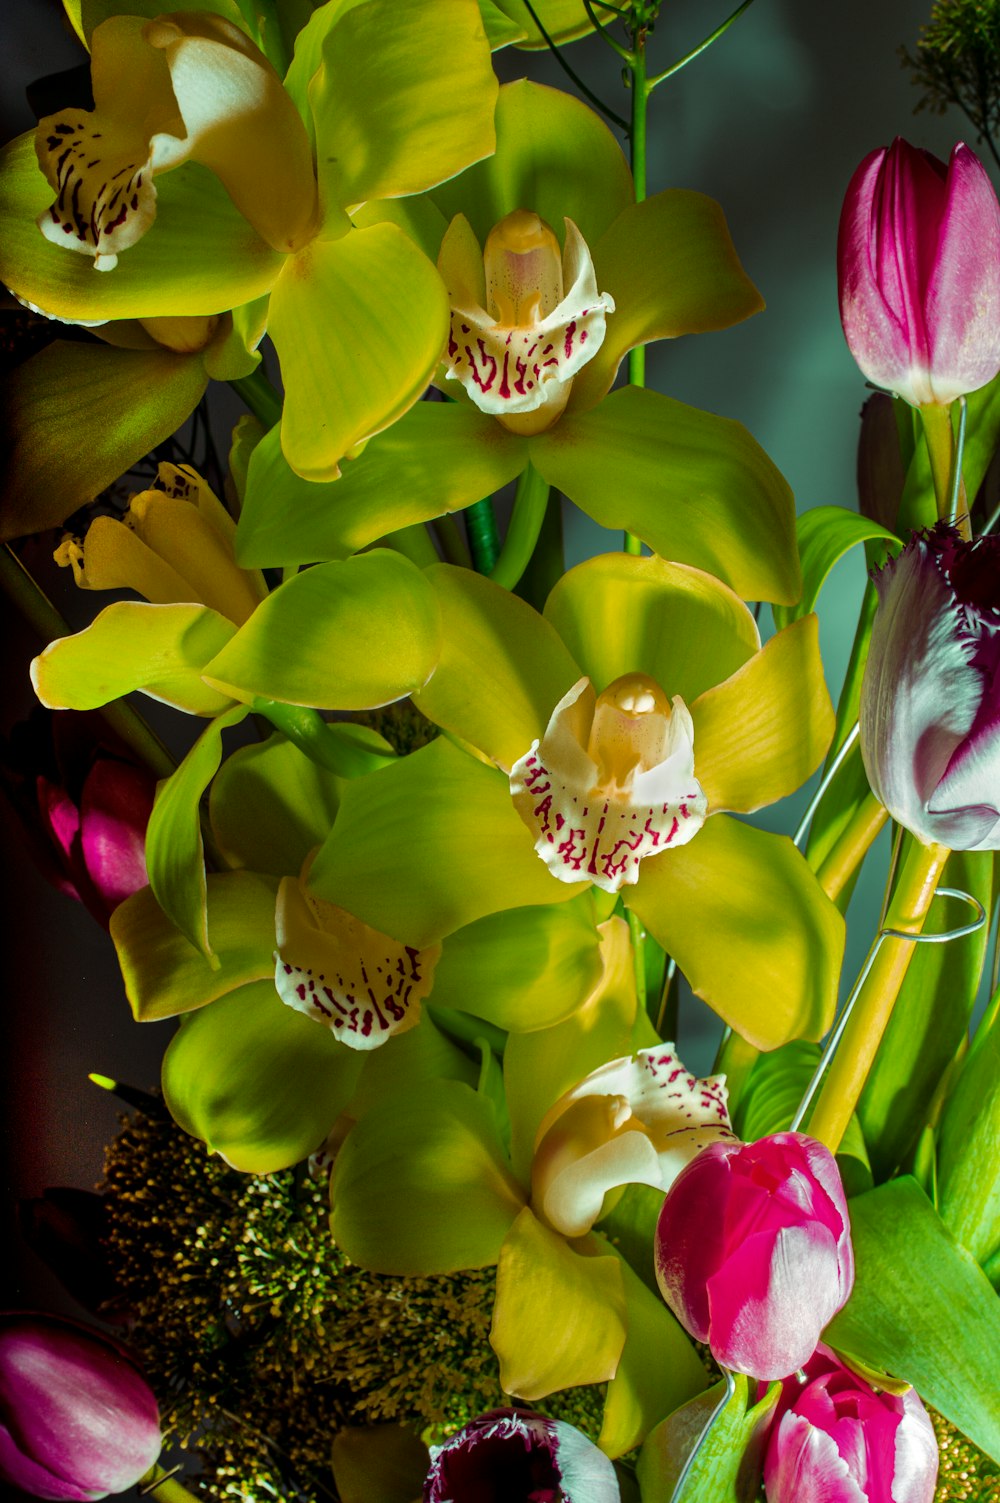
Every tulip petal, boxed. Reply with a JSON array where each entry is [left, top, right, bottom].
[[269, 224, 450, 481], [628, 816, 844, 1047], [765, 1411, 869, 1503], [691, 615, 834, 815], [544, 551, 760, 704], [490, 1208, 627, 1397], [925, 144, 1000, 401], [532, 386, 802, 604]]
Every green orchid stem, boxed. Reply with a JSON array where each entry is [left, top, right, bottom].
[[516, 489, 565, 610], [0, 543, 176, 781], [490, 463, 550, 591], [647, 0, 757, 89], [465, 497, 502, 575], [138, 1463, 202, 1503], [251, 698, 396, 777], [622, 25, 649, 558], [920, 401, 970, 538], [426, 1002, 507, 1058], [433, 515, 472, 568], [385, 523, 439, 570], [808, 836, 950, 1155], [714, 1030, 759, 1117], [626, 907, 648, 1018], [229, 368, 283, 430]]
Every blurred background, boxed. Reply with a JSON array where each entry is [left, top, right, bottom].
[[0, 0, 978, 1321]]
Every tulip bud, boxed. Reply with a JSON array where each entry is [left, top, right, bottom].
[[653, 1132, 854, 1380], [763, 1344, 938, 1503], [860, 524, 1000, 851], [838, 137, 1000, 407], [0, 1312, 161, 1500], [423, 1409, 620, 1503]]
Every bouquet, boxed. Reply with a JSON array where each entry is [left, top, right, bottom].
[[1, 1, 999, 1500]]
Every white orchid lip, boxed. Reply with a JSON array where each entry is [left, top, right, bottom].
[[438, 208, 615, 436], [510, 673, 708, 894]]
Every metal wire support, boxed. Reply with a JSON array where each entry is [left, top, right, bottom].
[[668, 1368, 738, 1503], [793, 721, 861, 849]]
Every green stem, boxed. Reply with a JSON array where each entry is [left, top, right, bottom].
[[384, 522, 439, 570], [714, 1030, 760, 1118], [490, 463, 550, 591], [515, 487, 565, 610], [919, 401, 969, 536], [623, 28, 648, 557], [465, 497, 502, 574], [138, 1464, 202, 1503], [647, 0, 757, 89], [426, 1001, 507, 1058], [229, 369, 282, 430], [251, 698, 396, 777], [432, 515, 472, 569], [626, 907, 648, 1018]]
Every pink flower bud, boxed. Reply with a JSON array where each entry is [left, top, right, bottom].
[[763, 1344, 938, 1503], [0, 1313, 161, 1500], [653, 1132, 854, 1380], [423, 1408, 620, 1502], [860, 525, 1000, 850], [838, 137, 1000, 407]]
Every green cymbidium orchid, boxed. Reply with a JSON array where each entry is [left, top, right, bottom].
[[234, 80, 801, 606], [0, 0, 499, 480]]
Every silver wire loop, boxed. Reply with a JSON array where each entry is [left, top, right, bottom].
[[668, 1368, 738, 1503]]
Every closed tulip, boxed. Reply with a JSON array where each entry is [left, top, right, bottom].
[[653, 1132, 854, 1380], [838, 137, 1000, 407]]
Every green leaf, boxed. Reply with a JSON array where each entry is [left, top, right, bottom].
[[31, 602, 238, 716], [533, 387, 801, 605], [162, 977, 363, 1172], [859, 849, 993, 1180], [637, 1374, 779, 1503], [202, 550, 442, 709], [146, 704, 250, 961], [306, 737, 587, 948], [209, 732, 343, 874], [771, 506, 898, 631], [0, 341, 208, 542], [937, 985, 1000, 1267], [826, 1176, 1000, 1460], [235, 404, 526, 568], [110, 871, 278, 1020], [331, 1079, 525, 1273]]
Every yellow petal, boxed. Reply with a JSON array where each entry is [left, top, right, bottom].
[[55, 515, 192, 602]]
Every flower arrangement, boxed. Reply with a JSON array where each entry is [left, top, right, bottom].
[[2, 2, 1000, 1502]]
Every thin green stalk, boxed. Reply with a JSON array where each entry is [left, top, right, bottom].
[[228, 368, 282, 429], [713, 1029, 759, 1117], [623, 24, 649, 556], [384, 522, 439, 570], [627, 907, 648, 1018], [466, 497, 502, 574], [251, 698, 397, 777], [426, 1001, 507, 1058], [521, 0, 629, 130], [138, 1464, 202, 1503], [490, 463, 550, 591], [515, 488, 565, 611], [647, 0, 757, 89], [433, 514, 472, 568]]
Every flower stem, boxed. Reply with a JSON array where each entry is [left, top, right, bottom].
[[807, 836, 950, 1154], [490, 462, 550, 591], [920, 401, 970, 538], [627, 906, 648, 1017], [714, 1029, 759, 1117], [814, 792, 889, 903], [251, 698, 396, 777], [229, 368, 283, 430], [384, 522, 439, 570], [623, 24, 649, 557], [138, 1464, 202, 1503], [466, 497, 502, 574]]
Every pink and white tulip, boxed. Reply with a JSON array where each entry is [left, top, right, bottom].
[[653, 1132, 854, 1380], [763, 1344, 938, 1503], [838, 137, 1000, 407], [860, 525, 1000, 850], [423, 1408, 620, 1502]]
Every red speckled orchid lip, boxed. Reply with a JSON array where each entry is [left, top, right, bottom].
[[423, 1408, 621, 1503]]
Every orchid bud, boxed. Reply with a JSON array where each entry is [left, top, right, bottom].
[[0, 1312, 161, 1500], [423, 1409, 620, 1503], [838, 137, 1000, 407], [860, 525, 1000, 851], [653, 1132, 854, 1380], [763, 1344, 938, 1503]]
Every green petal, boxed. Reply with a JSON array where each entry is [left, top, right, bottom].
[[311, 0, 497, 210], [415, 563, 580, 770], [533, 386, 801, 605], [111, 871, 278, 1020], [235, 403, 525, 569], [330, 1080, 525, 1274], [570, 190, 764, 413], [162, 977, 363, 1172], [628, 816, 844, 1049], [331, 1426, 430, 1503], [1, 341, 207, 541], [345, 1013, 478, 1122], [490, 1209, 626, 1398], [431, 900, 604, 1032], [491, 0, 597, 47], [544, 551, 759, 703], [478, 0, 528, 48], [31, 602, 238, 715], [306, 737, 588, 948], [145, 704, 251, 961], [431, 80, 633, 251], [202, 550, 442, 709], [268, 223, 449, 482], [772, 506, 899, 632], [0, 135, 282, 322], [691, 614, 833, 815], [209, 732, 343, 874]]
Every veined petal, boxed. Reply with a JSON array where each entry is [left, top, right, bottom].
[[274, 875, 439, 1050]]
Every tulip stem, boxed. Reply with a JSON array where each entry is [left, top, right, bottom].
[[490, 462, 551, 591], [138, 1464, 202, 1502], [814, 792, 890, 903], [920, 401, 970, 538], [807, 837, 949, 1154]]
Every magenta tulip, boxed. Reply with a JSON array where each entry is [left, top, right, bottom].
[[838, 137, 1000, 407], [860, 524, 1000, 851], [763, 1344, 938, 1503], [423, 1409, 620, 1503], [0, 1313, 161, 1500], [653, 1132, 854, 1380]]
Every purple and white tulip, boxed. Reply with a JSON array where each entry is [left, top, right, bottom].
[[763, 1344, 938, 1503], [654, 1132, 854, 1380], [860, 525, 1000, 851], [0, 1312, 161, 1500], [838, 137, 1000, 407], [424, 1409, 620, 1503]]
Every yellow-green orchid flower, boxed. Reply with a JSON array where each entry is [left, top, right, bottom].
[[233, 80, 800, 606], [0, 0, 499, 480]]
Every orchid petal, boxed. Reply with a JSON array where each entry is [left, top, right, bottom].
[[488, 0, 598, 49], [208, 733, 344, 875]]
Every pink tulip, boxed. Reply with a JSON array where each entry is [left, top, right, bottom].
[[838, 137, 1000, 407], [653, 1132, 854, 1380], [423, 1408, 620, 1502], [0, 1313, 161, 1500], [860, 524, 1000, 851], [763, 1344, 938, 1503]]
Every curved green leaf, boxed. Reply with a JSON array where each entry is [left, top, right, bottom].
[[771, 506, 898, 631], [637, 1374, 779, 1503], [937, 984, 1000, 1267]]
